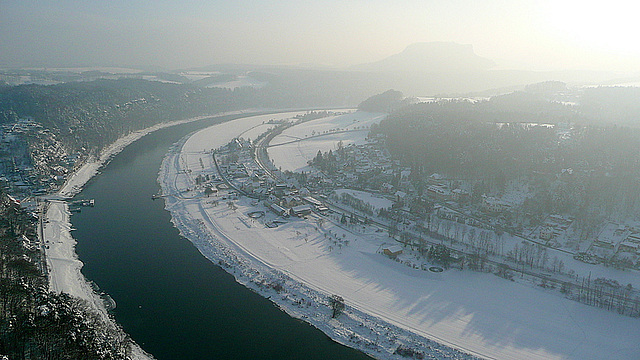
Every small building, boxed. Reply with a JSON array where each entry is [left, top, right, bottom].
[[281, 195, 300, 208], [451, 188, 470, 202], [303, 196, 323, 208], [481, 195, 511, 213], [394, 190, 407, 201], [428, 173, 446, 185], [382, 245, 403, 258], [291, 204, 313, 217], [618, 241, 639, 254], [270, 204, 289, 217], [381, 182, 394, 193], [253, 187, 268, 197], [427, 185, 452, 200], [539, 227, 554, 240], [593, 238, 615, 250]]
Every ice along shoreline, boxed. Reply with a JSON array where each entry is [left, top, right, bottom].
[[158, 110, 640, 360], [42, 110, 266, 359], [157, 111, 482, 360]]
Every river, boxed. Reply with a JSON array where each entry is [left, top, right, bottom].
[[70, 114, 372, 359]]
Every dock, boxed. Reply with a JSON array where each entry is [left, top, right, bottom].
[[70, 199, 95, 207]]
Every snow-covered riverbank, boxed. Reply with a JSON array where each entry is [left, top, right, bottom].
[[159, 111, 640, 360], [42, 110, 260, 360]]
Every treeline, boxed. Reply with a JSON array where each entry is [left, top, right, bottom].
[[0, 79, 259, 152], [579, 86, 640, 125], [376, 98, 572, 180], [376, 92, 640, 219], [393, 213, 640, 316], [573, 276, 640, 316], [0, 191, 133, 359], [357, 89, 407, 113], [0, 72, 396, 157], [335, 193, 376, 216]]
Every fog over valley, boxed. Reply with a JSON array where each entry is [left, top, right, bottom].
[[1, 1, 640, 360]]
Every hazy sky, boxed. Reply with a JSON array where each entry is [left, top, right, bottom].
[[1, 0, 639, 72]]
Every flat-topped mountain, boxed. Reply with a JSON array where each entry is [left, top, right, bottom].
[[355, 41, 496, 73]]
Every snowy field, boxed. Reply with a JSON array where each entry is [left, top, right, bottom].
[[205, 75, 266, 89], [334, 189, 393, 210], [268, 132, 367, 172], [237, 123, 274, 141], [159, 112, 640, 360], [270, 111, 384, 146], [268, 111, 385, 172]]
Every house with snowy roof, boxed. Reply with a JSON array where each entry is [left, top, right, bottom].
[[481, 195, 511, 213], [382, 245, 403, 258]]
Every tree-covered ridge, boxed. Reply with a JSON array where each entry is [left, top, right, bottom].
[[0, 79, 258, 152], [357, 89, 406, 113], [377, 99, 567, 178], [376, 92, 640, 219], [0, 192, 132, 359]]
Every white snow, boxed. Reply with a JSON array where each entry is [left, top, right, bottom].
[[334, 189, 393, 210], [179, 71, 222, 81], [159, 113, 640, 360], [270, 111, 384, 145], [44, 200, 95, 301], [206, 75, 266, 89], [237, 123, 274, 142], [268, 132, 362, 172], [268, 111, 386, 172]]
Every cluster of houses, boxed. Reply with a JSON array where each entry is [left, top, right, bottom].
[[423, 174, 468, 203], [215, 138, 329, 219], [537, 214, 574, 243], [434, 206, 493, 230], [0, 117, 81, 199], [591, 222, 640, 259], [308, 139, 396, 190], [268, 194, 327, 218]]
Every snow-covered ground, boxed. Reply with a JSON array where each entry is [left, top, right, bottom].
[[160, 113, 640, 360], [268, 111, 385, 172], [43, 110, 264, 360], [334, 189, 393, 211], [237, 123, 274, 141], [206, 75, 266, 89], [269, 132, 364, 172], [270, 111, 383, 146]]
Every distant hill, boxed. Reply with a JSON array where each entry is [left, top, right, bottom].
[[354, 42, 496, 73]]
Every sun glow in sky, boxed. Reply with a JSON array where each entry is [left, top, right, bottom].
[[548, 1, 637, 53], [1, 0, 639, 72], [542, 1, 640, 70]]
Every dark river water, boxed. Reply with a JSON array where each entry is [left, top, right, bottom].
[[70, 114, 372, 360]]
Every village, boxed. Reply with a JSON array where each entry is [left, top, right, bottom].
[[157, 110, 640, 360], [0, 116, 86, 207], [3, 104, 640, 318], [170, 110, 640, 319]]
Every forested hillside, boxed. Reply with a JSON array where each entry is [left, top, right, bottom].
[[376, 88, 640, 221], [0, 191, 133, 359], [0, 80, 258, 151]]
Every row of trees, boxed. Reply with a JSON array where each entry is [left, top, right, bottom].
[[397, 215, 640, 316], [573, 276, 640, 316], [335, 193, 377, 216]]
